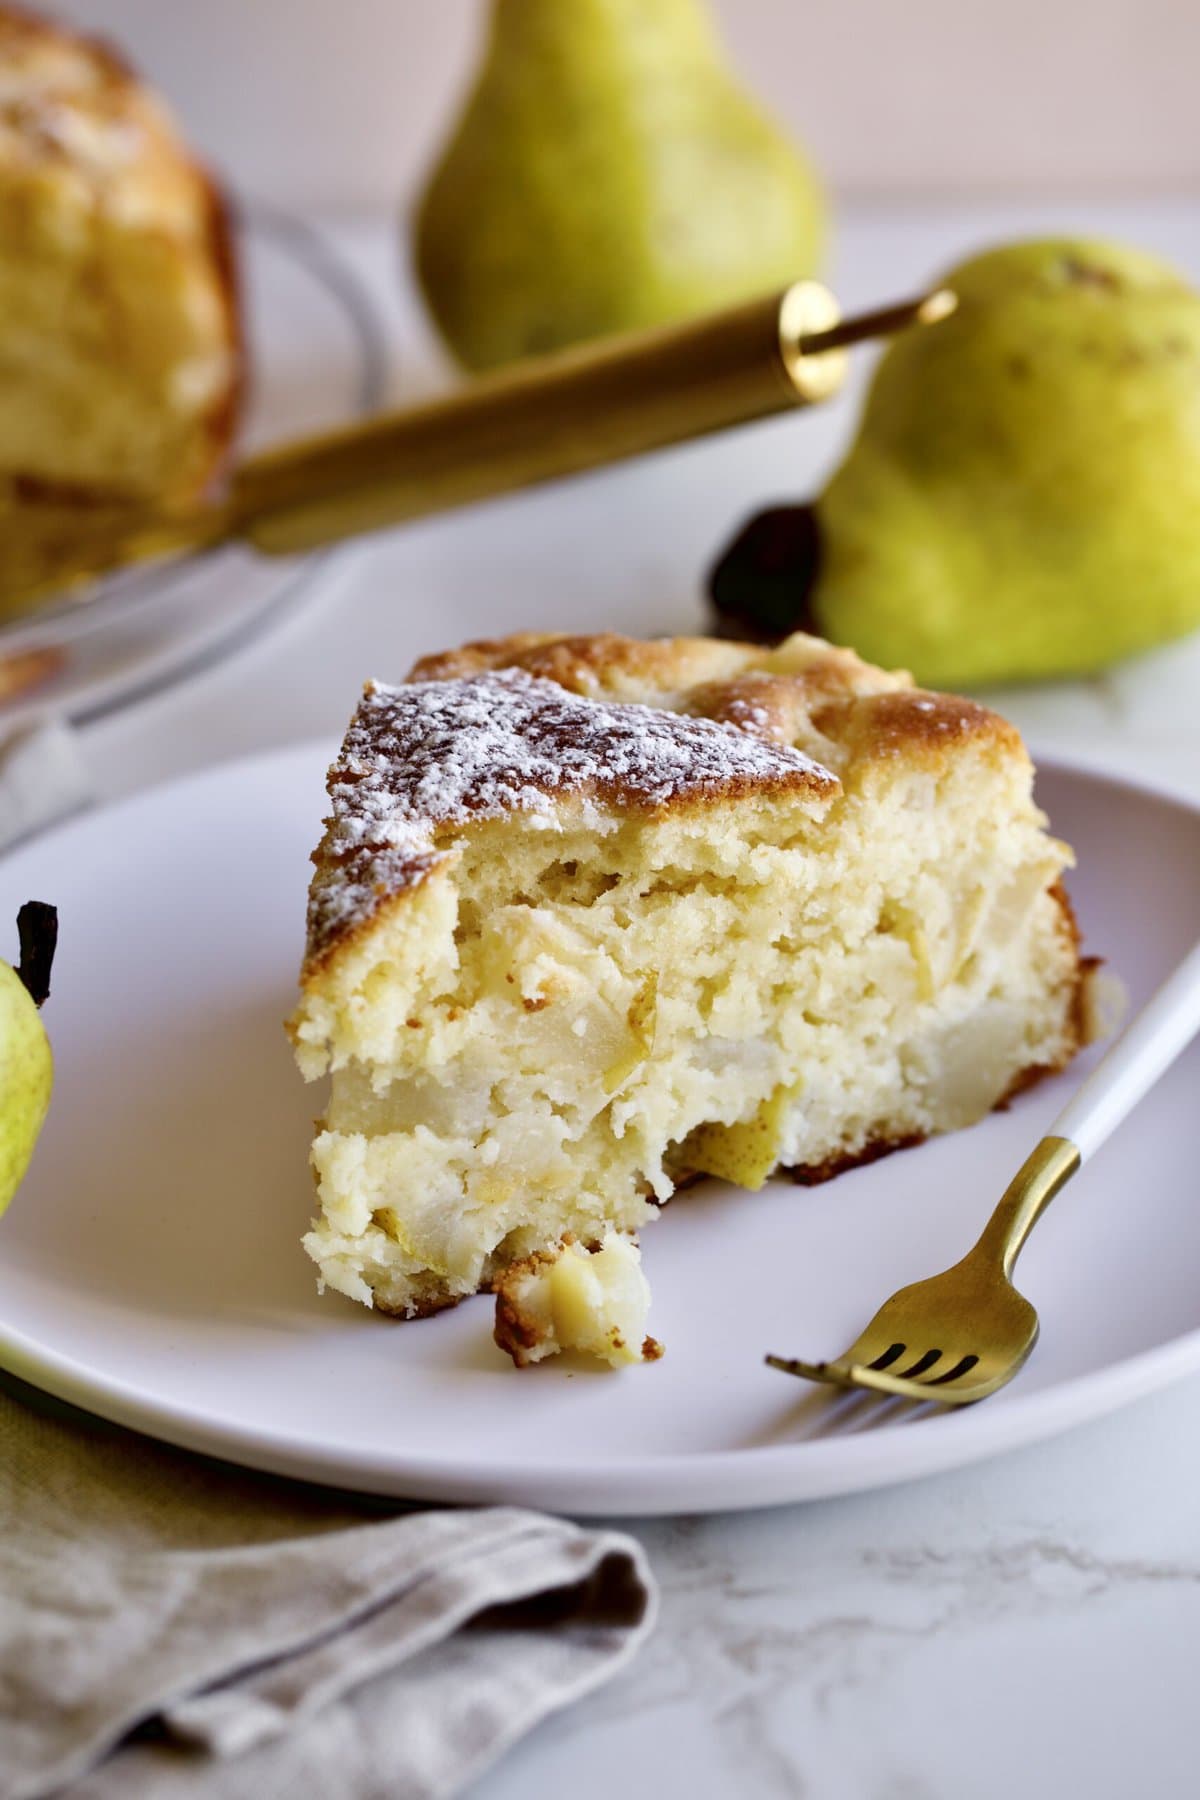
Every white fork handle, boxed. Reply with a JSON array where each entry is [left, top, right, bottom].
[[1051, 939, 1200, 1163]]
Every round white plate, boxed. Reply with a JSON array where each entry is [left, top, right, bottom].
[[0, 205, 387, 730], [0, 747, 1197, 1515]]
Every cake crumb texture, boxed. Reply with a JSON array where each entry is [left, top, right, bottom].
[[493, 1233, 656, 1369]]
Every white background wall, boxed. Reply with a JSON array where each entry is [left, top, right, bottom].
[[59, 0, 1200, 210]]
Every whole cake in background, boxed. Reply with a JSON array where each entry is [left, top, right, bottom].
[[288, 629, 1103, 1352], [0, 4, 241, 612]]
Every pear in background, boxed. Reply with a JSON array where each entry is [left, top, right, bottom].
[[810, 239, 1200, 686], [0, 904, 55, 1218], [415, 0, 825, 371]]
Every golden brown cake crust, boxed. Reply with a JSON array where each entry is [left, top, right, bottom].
[[194, 164, 243, 494], [0, 2, 242, 503], [492, 1241, 567, 1367], [303, 630, 1027, 984], [302, 653, 841, 975], [0, 4, 132, 86], [409, 631, 756, 697], [372, 1290, 463, 1322]]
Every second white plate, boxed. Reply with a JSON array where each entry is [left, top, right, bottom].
[[0, 746, 1197, 1514]]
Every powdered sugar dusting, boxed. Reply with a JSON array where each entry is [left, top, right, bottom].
[[306, 669, 834, 964]]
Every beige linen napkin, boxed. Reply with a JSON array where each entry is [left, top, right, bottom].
[[0, 1374, 656, 1800]]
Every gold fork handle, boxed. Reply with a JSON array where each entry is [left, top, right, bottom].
[[976, 939, 1200, 1279], [973, 1136, 1081, 1278], [228, 282, 849, 557]]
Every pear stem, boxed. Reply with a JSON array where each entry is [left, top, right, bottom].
[[16, 903, 58, 1008], [798, 287, 957, 357]]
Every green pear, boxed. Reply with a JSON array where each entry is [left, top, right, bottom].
[[414, 0, 825, 371], [810, 238, 1200, 686], [0, 904, 55, 1218]]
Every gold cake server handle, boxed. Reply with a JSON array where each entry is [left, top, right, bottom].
[[11, 282, 956, 613], [232, 283, 954, 555]]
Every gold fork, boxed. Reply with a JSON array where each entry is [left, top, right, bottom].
[[768, 939, 1200, 1407]]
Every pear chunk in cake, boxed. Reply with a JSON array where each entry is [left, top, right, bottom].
[[493, 1233, 661, 1369], [289, 630, 1096, 1324]]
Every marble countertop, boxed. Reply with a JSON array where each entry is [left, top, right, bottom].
[[490, 1384, 1200, 1800], [77, 200, 1200, 1799]]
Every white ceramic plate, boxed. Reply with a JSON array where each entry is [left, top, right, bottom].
[[0, 747, 1197, 1515], [0, 205, 387, 730]]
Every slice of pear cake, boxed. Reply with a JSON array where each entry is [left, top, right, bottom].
[[289, 630, 1096, 1321]]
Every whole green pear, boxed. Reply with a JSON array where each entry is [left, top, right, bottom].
[[812, 239, 1200, 686], [0, 957, 52, 1216], [415, 0, 825, 370]]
